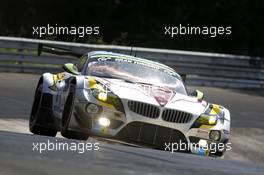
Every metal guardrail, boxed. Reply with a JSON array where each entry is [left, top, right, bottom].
[[0, 36, 263, 88]]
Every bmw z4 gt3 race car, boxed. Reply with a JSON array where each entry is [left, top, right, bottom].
[[29, 45, 231, 157]]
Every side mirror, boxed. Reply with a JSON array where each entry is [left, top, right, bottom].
[[179, 74, 186, 82], [191, 90, 204, 101], [62, 63, 79, 75]]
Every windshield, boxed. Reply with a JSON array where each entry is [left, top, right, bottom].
[[85, 60, 187, 95]]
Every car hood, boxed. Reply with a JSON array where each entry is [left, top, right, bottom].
[[91, 77, 208, 115]]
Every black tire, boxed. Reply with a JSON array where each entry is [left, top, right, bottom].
[[211, 151, 225, 158], [29, 84, 57, 137], [61, 130, 89, 140], [61, 83, 89, 140]]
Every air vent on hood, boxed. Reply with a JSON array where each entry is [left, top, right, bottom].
[[127, 101, 160, 119], [162, 109, 192, 123]]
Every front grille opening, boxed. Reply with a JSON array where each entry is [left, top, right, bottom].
[[162, 109, 192, 123], [127, 101, 160, 119], [116, 122, 188, 149]]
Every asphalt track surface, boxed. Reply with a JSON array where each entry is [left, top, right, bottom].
[[0, 73, 264, 175]]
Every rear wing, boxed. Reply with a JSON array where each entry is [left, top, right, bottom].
[[37, 44, 82, 58]]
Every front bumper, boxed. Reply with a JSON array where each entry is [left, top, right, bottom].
[[68, 98, 230, 155]]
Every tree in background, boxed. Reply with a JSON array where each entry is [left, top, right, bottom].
[[0, 0, 263, 57]]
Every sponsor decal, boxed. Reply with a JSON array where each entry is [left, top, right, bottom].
[[198, 129, 209, 134], [197, 129, 209, 138], [138, 84, 173, 106], [49, 73, 68, 91], [152, 87, 173, 106], [90, 54, 179, 78]]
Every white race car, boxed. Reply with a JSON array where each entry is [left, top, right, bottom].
[[29, 45, 231, 157]]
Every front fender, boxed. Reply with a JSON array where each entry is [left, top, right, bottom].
[[41, 73, 57, 94], [223, 108, 231, 132], [74, 75, 87, 101]]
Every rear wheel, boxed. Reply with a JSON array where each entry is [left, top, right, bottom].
[[61, 83, 89, 140], [29, 84, 57, 137]]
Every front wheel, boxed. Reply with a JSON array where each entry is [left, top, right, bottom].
[[29, 84, 57, 137], [61, 83, 89, 140]]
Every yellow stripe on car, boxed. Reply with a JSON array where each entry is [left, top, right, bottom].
[[49, 73, 66, 91], [87, 77, 105, 92], [210, 104, 221, 115], [199, 125, 214, 129], [199, 104, 221, 129], [86, 77, 115, 110]]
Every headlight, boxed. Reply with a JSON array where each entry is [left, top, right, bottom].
[[91, 88, 125, 113], [209, 130, 221, 141], [197, 114, 217, 125], [191, 114, 218, 129], [208, 115, 217, 125], [97, 92, 108, 101], [98, 117, 111, 127]]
